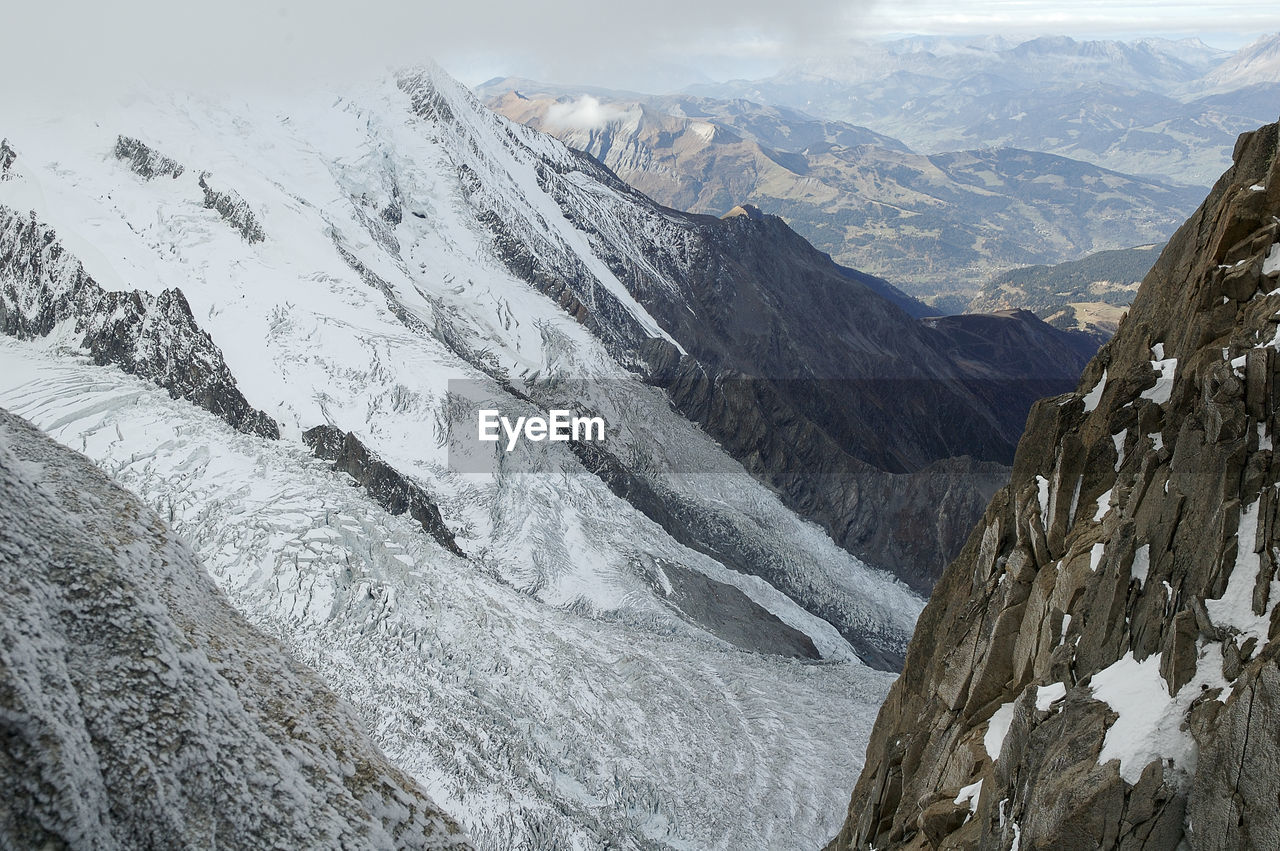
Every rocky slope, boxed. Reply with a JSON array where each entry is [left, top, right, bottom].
[[827, 121, 1280, 849], [0, 407, 466, 849], [485, 84, 1200, 294], [967, 244, 1163, 342]]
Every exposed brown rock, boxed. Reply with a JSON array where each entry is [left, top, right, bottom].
[[828, 122, 1280, 849]]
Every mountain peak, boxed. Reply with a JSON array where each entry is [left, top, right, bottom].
[[722, 203, 766, 220]]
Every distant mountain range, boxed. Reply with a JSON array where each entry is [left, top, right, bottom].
[[686, 33, 1280, 187], [483, 82, 1201, 296]]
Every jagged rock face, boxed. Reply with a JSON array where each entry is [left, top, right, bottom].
[[199, 172, 266, 243], [0, 139, 15, 179], [114, 135, 185, 180], [0, 206, 278, 438], [303, 424, 464, 556], [0, 408, 467, 849], [829, 122, 1280, 849]]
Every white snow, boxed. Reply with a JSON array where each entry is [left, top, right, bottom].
[[1140, 358, 1177, 405], [1067, 474, 1082, 525], [1082, 369, 1107, 412], [954, 779, 983, 814], [1205, 500, 1279, 647], [1093, 488, 1113, 522], [983, 700, 1018, 761], [1131, 543, 1151, 587], [1091, 643, 1231, 786], [1036, 474, 1051, 528], [1035, 682, 1067, 711], [1231, 354, 1248, 379], [1089, 542, 1106, 572], [1113, 429, 1128, 471], [1264, 243, 1280, 277]]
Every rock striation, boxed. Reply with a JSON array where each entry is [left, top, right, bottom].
[[199, 172, 266, 243], [828, 121, 1280, 849], [0, 408, 467, 849]]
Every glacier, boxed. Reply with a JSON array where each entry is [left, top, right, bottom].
[[0, 62, 923, 848]]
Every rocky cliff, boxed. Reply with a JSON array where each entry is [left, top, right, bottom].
[[0, 408, 467, 849], [828, 119, 1280, 849], [0, 204, 278, 438]]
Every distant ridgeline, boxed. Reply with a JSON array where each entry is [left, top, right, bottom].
[[966, 244, 1164, 344]]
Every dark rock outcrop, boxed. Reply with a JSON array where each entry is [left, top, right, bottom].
[[0, 139, 15, 179], [828, 122, 1280, 849], [113, 135, 185, 180], [303, 424, 463, 557], [199, 172, 266, 243], [0, 206, 278, 439], [0, 408, 468, 849]]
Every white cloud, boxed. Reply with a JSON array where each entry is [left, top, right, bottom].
[[1, 0, 1276, 105], [544, 96, 630, 131]]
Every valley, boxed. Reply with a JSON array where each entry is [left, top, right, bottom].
[[2, 10, 1279, 851]]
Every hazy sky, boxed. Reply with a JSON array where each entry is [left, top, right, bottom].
[[2, 0, 1278, 103]]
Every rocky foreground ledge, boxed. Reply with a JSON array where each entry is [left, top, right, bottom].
[[829, 122, 1280, 849], [0, 408, 467, 850]]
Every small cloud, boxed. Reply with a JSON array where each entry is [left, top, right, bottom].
[[545, 96, 629, 131]]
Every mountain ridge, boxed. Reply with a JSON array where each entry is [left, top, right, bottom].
[[484, 81, 1201, 294], [682, 33, 1280, 188], [827, 118, 1280, 850]]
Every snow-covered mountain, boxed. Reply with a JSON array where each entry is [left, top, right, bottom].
[[0, 407, 467, 849], [1204, 33, 1280, 91], [0, 64, 935, 847], [790, 35, 1223, 92]]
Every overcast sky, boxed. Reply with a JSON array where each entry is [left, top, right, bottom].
[[2, 0, 1278, 104]]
